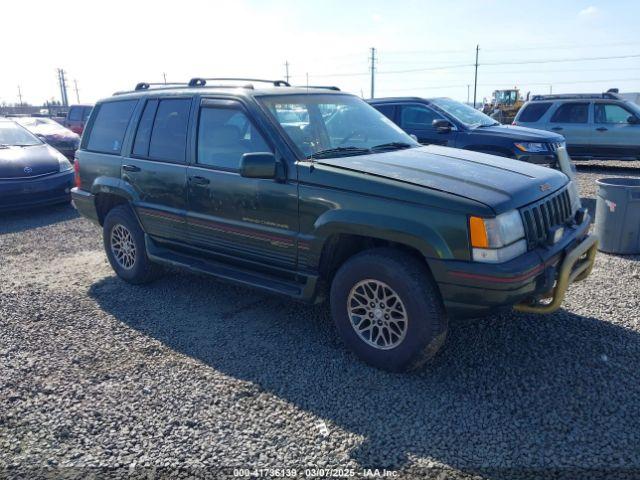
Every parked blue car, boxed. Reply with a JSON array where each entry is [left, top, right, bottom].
[[369, 97, 566, 168], [0, 118, 74, 211]]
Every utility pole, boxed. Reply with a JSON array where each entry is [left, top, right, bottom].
[[73, 79, 80, 103], [284, 61, 290, 83], [369, 47, 376, 99], [473, 45, 479, 109], [17, 85, 23, 106], [163, 72, 167, 84], [549, 85, 553, 94], [57, 68, 69, 107], [467, 84, 470, 104]]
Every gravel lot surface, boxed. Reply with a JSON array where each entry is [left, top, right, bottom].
[[1, 171, 639, 479]]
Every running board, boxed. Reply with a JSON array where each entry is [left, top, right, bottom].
[[145, 236, 319, 301]]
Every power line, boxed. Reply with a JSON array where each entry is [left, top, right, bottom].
[[482, 53, 640, 66], [380, 77, 640, 93]]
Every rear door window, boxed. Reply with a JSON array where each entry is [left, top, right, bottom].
[[132, 99, 159, 157], [518, 102, 552, 122], [85, 100, 137, 154], [550, 103, 589, 123], [148, 98, 192, 162]]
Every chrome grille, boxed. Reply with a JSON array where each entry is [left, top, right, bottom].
[[520, 187, 573, 249], [547, 142, 564, 152]]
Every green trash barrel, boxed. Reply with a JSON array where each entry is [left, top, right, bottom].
[[595, 177, 640, 254]]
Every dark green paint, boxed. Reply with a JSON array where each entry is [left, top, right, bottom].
[[72, 85, 588, 317]]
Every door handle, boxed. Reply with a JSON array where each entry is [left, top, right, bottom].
[[189, 175, 210, 185], [551, 127, 563, 131], [596, 127, 608, 132], [122, 164, 141, 172]]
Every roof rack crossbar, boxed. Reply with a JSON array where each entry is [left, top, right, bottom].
[[187, 77, 291, 87], [294, 85, 341, 91], [134, 82, 189, 91]]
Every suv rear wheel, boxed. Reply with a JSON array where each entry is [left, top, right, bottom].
[[330, 248, 448, 372], [103, 205, 161, 284]]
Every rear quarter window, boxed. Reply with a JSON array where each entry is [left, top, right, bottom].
[[550, 102, 589, 123], [517, 102, 552, 122], [84, 100, 138, 154]]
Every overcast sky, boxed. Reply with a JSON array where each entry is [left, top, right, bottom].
[[2, 0, 639, 106]]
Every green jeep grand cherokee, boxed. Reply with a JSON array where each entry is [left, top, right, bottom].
[[71, 78, 598, 372]]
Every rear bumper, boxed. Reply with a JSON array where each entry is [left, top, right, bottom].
[[431, 215, 596, 318], [70, 188, 100, 224], [0, 171, 74, 211]]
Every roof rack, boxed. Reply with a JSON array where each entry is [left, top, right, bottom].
[[134, 82, 189, 91], [294, 85, 341, 91], [187, 77, 290, 87], [530, 90, 621, 101]]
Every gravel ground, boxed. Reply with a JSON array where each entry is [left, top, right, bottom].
[[1, 171, 639, 480]]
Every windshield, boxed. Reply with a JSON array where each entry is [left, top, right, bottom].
[[0, 122, 42, 146], [430, 97, 498, 128], [259, 94, 418, 158]]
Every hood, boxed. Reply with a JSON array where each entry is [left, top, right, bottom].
[[0, 144, 61, 179], [316, 145, 568, 213], [469, 124, 564, 142]]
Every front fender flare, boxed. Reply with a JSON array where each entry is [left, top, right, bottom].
[[311, 209, 454, 261]]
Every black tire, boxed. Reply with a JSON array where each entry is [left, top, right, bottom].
[[330, 248, 448, 372], [103, 205, 162, 284]]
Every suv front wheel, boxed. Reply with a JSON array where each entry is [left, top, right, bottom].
[[103, 205, 161, 284], [330, 248, 448, 372]]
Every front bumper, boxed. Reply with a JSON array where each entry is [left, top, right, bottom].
[[514, 233, 597, 313], [0, 170, 74, 211], [431, 214, 597, 318]]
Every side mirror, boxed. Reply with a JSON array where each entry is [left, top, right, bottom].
[[432, 118, 453, 133], [627, 115, 639, 125], [409, 134, 418, 142], [239, 152, 277, 179]]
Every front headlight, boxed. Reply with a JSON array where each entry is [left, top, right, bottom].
[[515, 142, 548, 153], [469, 210, 527, 263], [58, 155, 73, 172]]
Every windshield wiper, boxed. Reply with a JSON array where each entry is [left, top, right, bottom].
[[370, 142, 414, 152], [307, 146, 371, 159]]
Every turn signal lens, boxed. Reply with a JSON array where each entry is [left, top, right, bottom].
[[469, 216, 489, 248]]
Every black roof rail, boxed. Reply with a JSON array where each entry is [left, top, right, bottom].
[[294, 85, 341, 91], [187, 77, 290, 87], [530, 91, 621, 101]]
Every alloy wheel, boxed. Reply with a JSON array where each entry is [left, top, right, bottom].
[[347, 279, 408, 350]]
